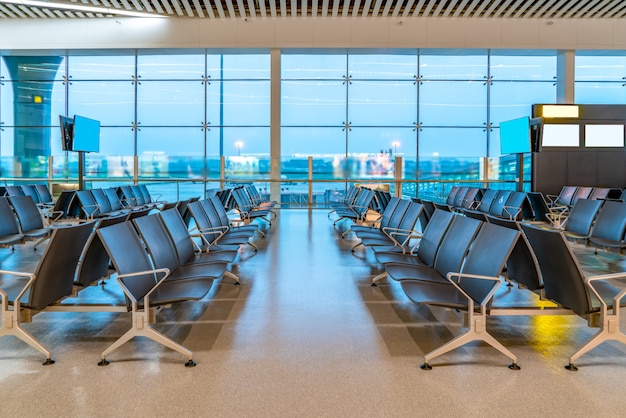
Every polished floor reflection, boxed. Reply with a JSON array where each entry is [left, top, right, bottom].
[[1, 209, 626, 417]]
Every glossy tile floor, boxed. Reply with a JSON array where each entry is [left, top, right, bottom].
[[1, 209, 626, 417]]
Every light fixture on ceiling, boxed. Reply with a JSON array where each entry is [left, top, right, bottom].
[[0, 0, 168, 18]]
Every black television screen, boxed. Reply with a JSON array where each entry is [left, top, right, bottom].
[[499, 116, 531, 154], [59, 115, 74, 151], [72, 115, 100, 153]]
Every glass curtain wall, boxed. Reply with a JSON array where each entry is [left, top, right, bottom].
[[575, 53, 626, 104], [1, 49, 557, 205]]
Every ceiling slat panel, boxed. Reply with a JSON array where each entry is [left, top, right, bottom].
[[311, 0, 317, 16], [180, 0, 194, 16], [213, 0, 225, 17], [225, 0, 236, 17], [189, 0, 204, 17], [471, 0, 493, 17], [280, 0, 287, 16], [421, 0, 437, 16], [392, 0, 405, 16], [341, 0, 350, 16], [258, 0, 266, 17], [588, 0, 619, 18], [202, 0, 215, 17], [351, 0, 361, 16], [573, 0, 604, 18], [565, 0, 598, 18], [248, 0, 256, 17], [42, 7, 57, 17], [150, 0, 163, 13], [524, 0, 550, 18], [562, 0, 593, 18], [268, 0, 276, 16], [381, 0, 393, 16], [545, 0, 572, 18], [6, 3, 27, 17], [535, 0, 559, 18], [502, 0, 527, 18], [444, 0, 464, 17], [411, 0, 426, 16], [119, 0, 132, 10], [575, 0, 604, 17], [301, 0, 307, 16], [168, 0, 184, 15], [461, 0, 483, 17], [129, 0, 143, 10], [31, 7, 48, 17], [401, 0, 416, 16], [331, 0, 339, 16], [157, 0, 173, 14], [492, 0, 515, 17], [432, 0, 447, 17], [141, 0, 154, 12], [19, 5, 38, 17], [321, 0, 329, 16], [236, 0, 246, 17]]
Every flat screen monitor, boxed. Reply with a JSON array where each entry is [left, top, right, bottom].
[[59, 115, 74, 151], [541, 124, 580, 147], [585, 124, 625, 147], [72, 115, 100, 153], [499, 116, 531, 154]]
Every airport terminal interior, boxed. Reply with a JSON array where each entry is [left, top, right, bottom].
[[2, 0, 626, 416]]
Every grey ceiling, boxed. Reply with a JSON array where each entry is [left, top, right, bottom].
[[0, 0, 625, 19]]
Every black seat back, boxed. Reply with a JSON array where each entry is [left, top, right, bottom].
[[457, 223, 520, 304], [433, 215, 482, 279], [571, 186, 593, 207], [91, 189, 114, 214], [476, 189, 498, 213], [34, 184, 54, 205], [526, 192, 550, 222], [503, 191, 527, 220], [452, 186, 469, 208], [161, 208, 196, 265], [0, 197, 21, 237], [20, 185, 41, 204], [75, 190, 101, 219], [75, 214, 128, 287], [5, 185, 25, 198], [489, 190, 512, 218], [521, 224, 593, 316], [133, 214, 181, 273], [555, 186, 577, 207], [486, 215, 542, 291], [416, 209, 454, 267], [98, 221, 159, 301], [9, 195, 45, 232], [589, 200, 626, 243], [564, 199, 603, 237], [104, 188, 125, 211], [28, 221, 95, 310], [445, 186, 460, 206]]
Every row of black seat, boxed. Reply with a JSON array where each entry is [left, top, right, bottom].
[[339, 196, 626, 370], [0, 194, 267, 366]]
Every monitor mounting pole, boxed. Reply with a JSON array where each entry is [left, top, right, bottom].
[[78, 151, 85, 191]]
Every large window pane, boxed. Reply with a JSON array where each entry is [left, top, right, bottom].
[[137, 80, 204, 126], [138, 127, 204, 178], [348, 54, 417, 80], [68, 55, 135, 80], [575, 55, 626, 81], [419, 127, 486, 158], [281, 53, 346, 79], [282, 127, 345, 156], [1, 81, 65, 128], [137, 54, 205, 80], [490, 54, 556, 81], [419, 81, 487, 126], [213, 127, 270, 156], [490, 81, 556, 125], [208, 54, 270, 79], [420, 53, 487, 80], [348, 127, 415, 157], [348, 81, 416, 126], [68, 81, 135, 126], [207, 80, 270, 126], [282, 80, 346, 126], [575, 83, 626, 104]]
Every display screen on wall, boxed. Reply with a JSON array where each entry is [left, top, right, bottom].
[[72, 115, 101, 153], [541, 124, 580, 147], [499, 117, 531, 154], [584, 124, 625, 147]]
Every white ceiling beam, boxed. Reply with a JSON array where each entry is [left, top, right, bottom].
[[190, 0, 204, 17], [119, 0, 131, 10], [129, 0, 142, 10], [311, 0, 317, 16], [280, 0, 287, 16], [213, 0, 225, 17], [138, 0, 152, 11], [351, 0, 361, 16], [321, 0, 328, 16], [167, 0, 184, 15], [342, 0, 350, 16], [156, 0, 172, 14], [331, 0, 339, 16], [381, 0, 393, 16]]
